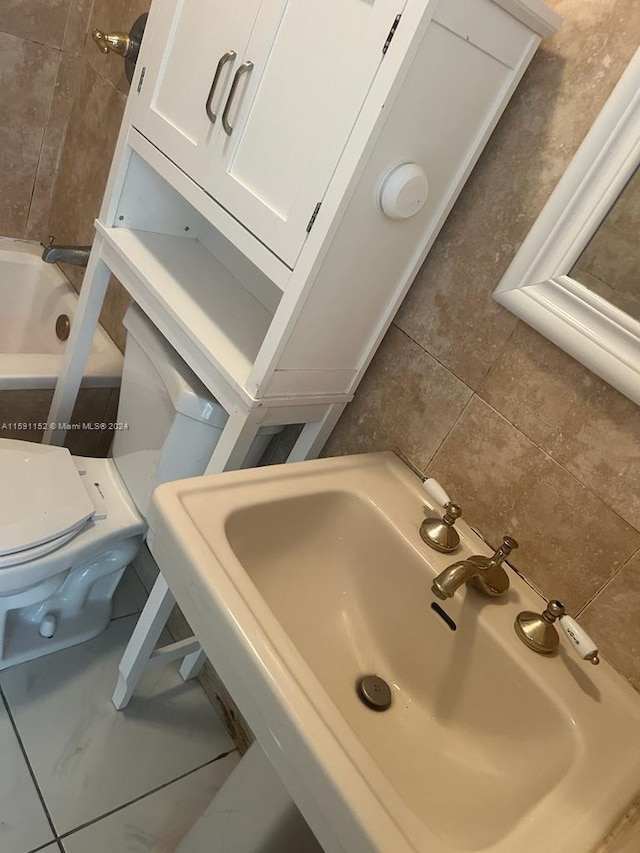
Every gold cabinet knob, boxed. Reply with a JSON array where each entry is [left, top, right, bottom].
[[92, 28, 132, 58]]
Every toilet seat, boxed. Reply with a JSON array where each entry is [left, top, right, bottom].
[[0, 440, 95, 565], [0, 521, 89, 569]]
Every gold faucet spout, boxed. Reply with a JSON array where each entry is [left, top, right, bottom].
[[430, 536, 518, 600], [432, 560, 479, 599], [92, 28, 132, 57]]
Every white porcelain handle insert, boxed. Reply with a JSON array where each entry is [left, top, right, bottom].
[[422, 478, 451, 507], [559, 615, 600, 664]]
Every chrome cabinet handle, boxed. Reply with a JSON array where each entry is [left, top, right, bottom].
[[205, 50, 236, 124], [221, 60, 253, 135]]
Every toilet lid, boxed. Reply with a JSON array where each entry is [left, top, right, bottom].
[[0, 440, 95, 557]]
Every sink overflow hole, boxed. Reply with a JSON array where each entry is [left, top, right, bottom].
[[55, 313, 71, 341], [356, 675, 392, 712], [431, 602, 457, 631]]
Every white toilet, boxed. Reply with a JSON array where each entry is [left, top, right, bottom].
[[0, 304, 277, 670]]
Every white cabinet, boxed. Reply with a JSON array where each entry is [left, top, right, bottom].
[[134, 0, 407, 266], [133, 0, 280, 181], [48, 0, 561, 464]]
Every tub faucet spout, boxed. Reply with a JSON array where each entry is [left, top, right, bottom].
[[41, 244, 92, 267]]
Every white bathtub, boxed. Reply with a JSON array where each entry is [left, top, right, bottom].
[[0, 239, 122, 390]]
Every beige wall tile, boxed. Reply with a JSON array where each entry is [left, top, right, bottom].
[[47, 63, 126, 248], [1, 0, 71, 48], [0, 389, 54, 443], [0, 33, 59, 238], [323, 325, 473, 471], [99, 275, 132, 353], [479, 323, 640, 531], [66, 389, 115, 457], [0, 389, 117, 454], [62, 0, 93, 54], [394, 0, 640, 389], [425, 396, 640, 611], [579, 551, 640, 692], [1, 0, 117, 241], [0, 389, 53, 421], [69, 388, 111, 423], [86, 0, 152, 94], [394, 188, 521, 390], [25, 53, 82, 241]]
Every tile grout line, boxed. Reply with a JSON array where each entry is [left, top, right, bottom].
[[396, 324, 640, 539], [24, 47, 63, 236], [57, 747, 238, 842], [0, 685, 59, 845], [0, 30, 64, 50], [26, 841, 62, 853], [393, 322, 475, 389], [110, 610, 143, 622], [421, 392, 477, 476], [468, 397, 640, 535], [575, 544, 640, 619]]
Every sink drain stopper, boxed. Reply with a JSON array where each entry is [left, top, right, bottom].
[[356, 675, 392, 711]]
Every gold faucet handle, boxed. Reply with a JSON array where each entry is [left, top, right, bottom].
[[464, 534, 517, 598], [92, 28, 132, 57], [543, 599, 565, 621], [419, 501, 462, 553], [443, 502, 462, 525], [420, 478, 462, 553], [491, 535, 519, 563], [516, 599, 600, 664]]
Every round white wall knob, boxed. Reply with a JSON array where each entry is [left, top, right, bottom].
[[379, 163, 429, 220]]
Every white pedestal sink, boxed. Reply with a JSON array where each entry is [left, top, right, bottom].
[[146, 452, 640, 853]]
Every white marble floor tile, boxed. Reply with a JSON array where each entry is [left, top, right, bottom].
[[112, 564, 149, 619], [61, 753, 239, 853], [1, 616, 234, 837], [0, 699, 53, 853]]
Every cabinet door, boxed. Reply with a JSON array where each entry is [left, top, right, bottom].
[[132, 0, 265, 182], [203, 0, 406, 268]]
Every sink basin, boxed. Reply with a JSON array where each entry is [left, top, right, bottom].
[[148, 452, 640, 853], [225, 490, 574, 850]]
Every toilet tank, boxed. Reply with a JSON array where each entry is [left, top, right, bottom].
[[112, 305, 276, 517]]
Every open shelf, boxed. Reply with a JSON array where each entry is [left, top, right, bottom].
[[127, 130, 292, 289], [96, 223, 276, 397]]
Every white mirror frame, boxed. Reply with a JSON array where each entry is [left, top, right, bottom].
[[494, 48, 640, 405]]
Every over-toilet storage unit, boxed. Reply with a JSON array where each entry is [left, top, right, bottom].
[[44, 1, 560, 706], [0, 304, 278, 669]]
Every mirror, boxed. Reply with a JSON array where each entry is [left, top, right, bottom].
[[571, 167, 640, 324], [493, 48, 640, 405]]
